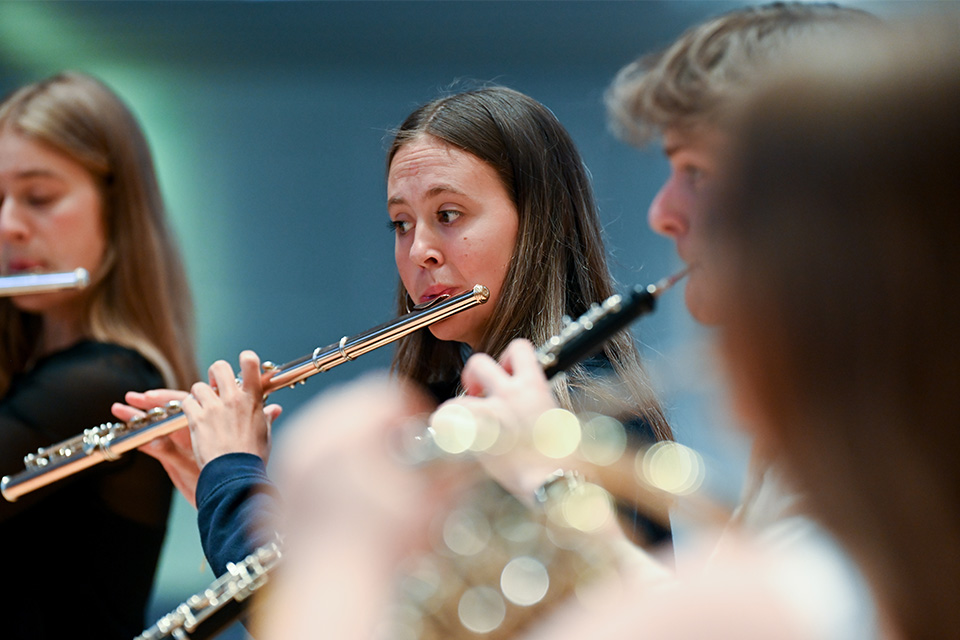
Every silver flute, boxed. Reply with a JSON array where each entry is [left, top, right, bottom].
[[0, 284, 489, 502], [136, 541, 282, 640], [0, 268, 89, 297]]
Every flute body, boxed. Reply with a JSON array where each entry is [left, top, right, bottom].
[[0, 269, 89, 297], [136, 542, 282, 640], [1, 285, 489, 502], [537, 269, 685, 378]]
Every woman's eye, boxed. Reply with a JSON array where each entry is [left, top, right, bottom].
[[438, 209, 461, 224], [26, 192, 57, 208], [388, 219, 412, 235], [683, 166, 705, 188]]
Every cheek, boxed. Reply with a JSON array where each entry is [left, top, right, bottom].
[[394, 243, 414, 291], [488, 233, 517, 296], [59, 192, 108, 269], [464, 240, 512, 291]]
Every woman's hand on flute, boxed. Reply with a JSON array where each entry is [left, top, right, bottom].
[[182, 350, 282, 469], [112, 350, 282, 507]]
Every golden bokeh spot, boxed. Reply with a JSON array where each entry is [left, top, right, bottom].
[[532, 408, 582, 459], [500, 556, 550, 606], [458, 586, 506, 634], [550, 482, 614, 532], [442, 507, 491, 556], [579, 414, 627, 466], [638, 441, 705, 495], [468, 409, 501, 453], [493, 506, 544, 544], [428, 404, 477, 454]]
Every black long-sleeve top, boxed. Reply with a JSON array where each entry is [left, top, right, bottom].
[[0, 341, 172, 639]]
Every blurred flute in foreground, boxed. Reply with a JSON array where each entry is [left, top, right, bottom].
[[1, 285, 490, 502], [0, 268, 89, 297], [137, 271, 697, 640]]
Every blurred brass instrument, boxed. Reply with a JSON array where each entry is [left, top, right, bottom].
[[136, 271, 715, 640], [0, 268, 89, 297], [1, 285, 490, 502]]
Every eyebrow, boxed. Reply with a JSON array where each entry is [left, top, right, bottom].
[[662, 143, 681, 158], [387, 184, 467, 206], [13, 169, 61, 180]]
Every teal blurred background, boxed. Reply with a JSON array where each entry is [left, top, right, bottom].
[[0, 1, 933, 637]]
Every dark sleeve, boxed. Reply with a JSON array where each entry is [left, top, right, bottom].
[[196, 452, 283, 575], [0, 342, 166, 522], [578, 355, 672, 549]]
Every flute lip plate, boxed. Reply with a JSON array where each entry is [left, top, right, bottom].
[[74, 268, 90, 289], [412, 293, 451, 311]]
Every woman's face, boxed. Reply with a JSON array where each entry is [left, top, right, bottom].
[[0, 128, 107, 317], [388, 135, 519, 349]]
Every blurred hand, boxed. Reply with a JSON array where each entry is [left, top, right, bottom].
[[256, 373, 478, 640], [272, 372, 473, 554], [447, 338, 563, 499]]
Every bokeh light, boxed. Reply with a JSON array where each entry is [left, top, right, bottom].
[[638, 441, 705, 495], [442, 507, 491, 556], [579, 413, 627, 466], [468, 408, 501, 453], [500, 556, 550, 606], [458, 586, 506, 634], [543, 480, 614, 533], [532, 408, 582, 459], [429, 404, 477, 454]]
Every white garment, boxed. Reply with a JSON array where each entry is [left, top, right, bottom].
[[725, 457, 878, 640]]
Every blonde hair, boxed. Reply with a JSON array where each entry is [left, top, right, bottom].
[[606, 2, 878, 146], [0, 72, 198, 394]]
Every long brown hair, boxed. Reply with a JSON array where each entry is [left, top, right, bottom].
[[388, 86, 669, 440], [714, 25, 960, 639], [0, 72, 198, 394]]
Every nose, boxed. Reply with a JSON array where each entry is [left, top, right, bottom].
[[647, 176, 689, 240], [407, 225, 443, 269], [0, 197, 30, 243]]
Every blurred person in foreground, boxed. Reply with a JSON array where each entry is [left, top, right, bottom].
[[454, 2, 881, 635]]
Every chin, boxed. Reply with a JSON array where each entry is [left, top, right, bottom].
[[684, 278, 723, 327], [9, 295, 53, 314], [428, 317, 478, 347]]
